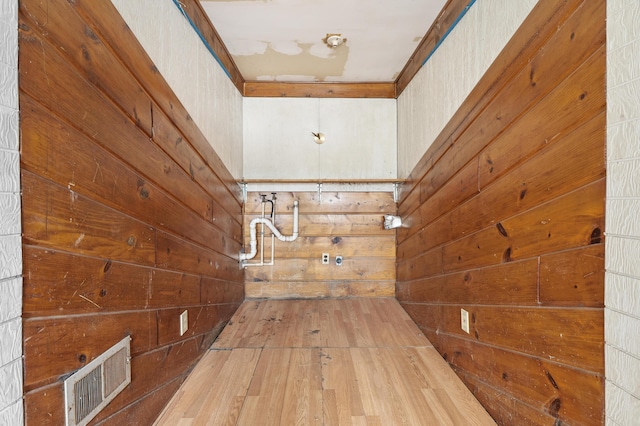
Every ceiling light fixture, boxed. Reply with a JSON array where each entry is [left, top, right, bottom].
[[323, 34, 346, 48]]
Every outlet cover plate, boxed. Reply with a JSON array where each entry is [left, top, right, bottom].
[[322, 253, 330, 264], [180, 310, 189, 336], [460, 309, 470, 334]]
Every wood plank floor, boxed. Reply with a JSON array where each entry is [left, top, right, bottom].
[[154, 298, 496, 425]]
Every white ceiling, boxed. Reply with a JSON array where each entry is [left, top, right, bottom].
[[199, 0, 449, 82]]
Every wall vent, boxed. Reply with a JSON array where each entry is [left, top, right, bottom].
[[64, 336, 131, 426]]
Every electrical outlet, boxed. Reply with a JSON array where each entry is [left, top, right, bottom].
[[460, 309, 470, 334], [322, 253, 330, 264], [180, 310, 189, 336]]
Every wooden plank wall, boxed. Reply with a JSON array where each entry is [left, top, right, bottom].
[[18, 1, 244, 425], [243, 192, 396, 298], [396, 1, 606, 425]]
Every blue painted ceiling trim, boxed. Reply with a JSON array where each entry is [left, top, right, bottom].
[[421, 0, 477, 67], [172, 0, 232, 79]]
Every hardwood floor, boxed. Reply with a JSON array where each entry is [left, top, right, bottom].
[[154, 299, 496, 425]]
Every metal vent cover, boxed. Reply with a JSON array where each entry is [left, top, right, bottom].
[[64, 336, 131, 426]]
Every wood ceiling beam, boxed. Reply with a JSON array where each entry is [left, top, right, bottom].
[[243, 82, 396, 99]]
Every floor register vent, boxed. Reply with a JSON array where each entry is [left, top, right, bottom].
[[64, 336, 132, 426]]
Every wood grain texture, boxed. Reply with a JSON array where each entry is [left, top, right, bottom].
[[156, 299, 496, 425], [397, 259, 539, 306], [19, 0, 153, 135], [398, 111, 606, 256], [244, 192, 396, 298], [245, 281, 395, 299], [244, 192, 396, 214], [20, 96, 241, 253], [397, 0, 606, 424], [539, 244, 604, 307], [398, 0, 588, 202], [69, 0, 242, 204], [243, 82, 396, 98], [21, 171, 156, 265], [19, 1, 244, 423], [18, 26, 213, 220]]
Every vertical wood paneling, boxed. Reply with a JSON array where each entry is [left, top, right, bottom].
[[243, 192, 396, 298], [18, 1, 243, 424], [397, 1, 606, 424]]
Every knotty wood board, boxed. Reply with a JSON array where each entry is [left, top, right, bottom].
[[250, 235, 395, 258], [243, 192, 396, 299], [19, 0, 153, 135], [396, 1, 606, 424], [397, 258, 539, 306], [244, 192, 396, 215], [155, 299, 496, 425], [20, 96, 241, 254], [19, 1, 245, 423], [399, 0, 593, 197], [425, 332, 603, 425], [245, 281, 395, 299], [22, 246, 201, 316], [69, 0, 242, 203]]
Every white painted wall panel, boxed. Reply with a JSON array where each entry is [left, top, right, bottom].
[[606, 200, 640, 237], [607, 120, 640, 161], [397, 0, 537, 178], [0, 195, 19, 235], [0, 401, 22, 426], [606, 309, 640, 360], [0, 0, 21, 422], [243, 97, 396, 180], [0, 107, 17, 150], [606, 345, 640, 400], [318, 99, 396, 180], [243, 98, 319, 179], [606, 1, 640, 423], [0, 64, 17, 109], [606, 237, 640, 281], [607, 381, 640, 425], [111, 0, 243, 178], [0, 148, 18, 192], [0, 318, 20, 367], [608, 80, 640, 126], [0, 235, 20, 281], [606, 274, 640, 320], [0, 360, 22, 417], [0, 277, 20, 324]]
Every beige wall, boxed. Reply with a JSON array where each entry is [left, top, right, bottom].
[[606, 1, 640, 423], [111, 0, 244, 179], [397, 0, 537, 178], [243, 97, 396, 180]]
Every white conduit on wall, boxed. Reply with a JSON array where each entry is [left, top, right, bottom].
[[239, 201, 299, 267]]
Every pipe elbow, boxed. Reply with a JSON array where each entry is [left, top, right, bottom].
[[282, 232, 299, 242]]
